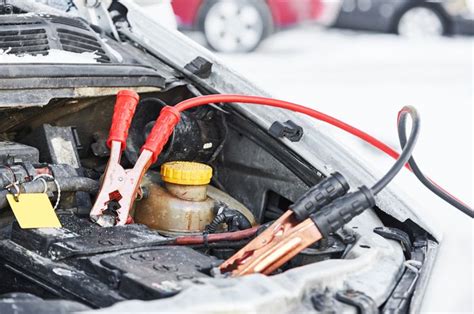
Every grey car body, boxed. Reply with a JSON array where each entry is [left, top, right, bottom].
[[0, 1, 442, 313]]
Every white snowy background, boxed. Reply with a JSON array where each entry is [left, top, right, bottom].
[[190, 28, 473, 312]]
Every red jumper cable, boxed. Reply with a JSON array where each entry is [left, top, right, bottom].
[[91, 92, 472, 235]]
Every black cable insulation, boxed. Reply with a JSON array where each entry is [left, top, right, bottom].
[[397, 109, 474, 218], [371, 106, 420, 195], [174, 95, 471, 217]]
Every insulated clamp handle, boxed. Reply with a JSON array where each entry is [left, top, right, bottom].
[[290, 172, 350, 222], [141, 106, 181, 163], [310, 186, 375, 237], [106, 90, 140, 151]]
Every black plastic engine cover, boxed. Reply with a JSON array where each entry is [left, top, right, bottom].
[[0, 214, 218, 308], [100, 247, 215, 300]]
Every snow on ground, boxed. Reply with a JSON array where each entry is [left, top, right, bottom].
[[189, 28, 473, 312]]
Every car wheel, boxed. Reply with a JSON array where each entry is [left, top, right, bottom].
[[396, 6, 447, 37], [198, 0, 273, 53]]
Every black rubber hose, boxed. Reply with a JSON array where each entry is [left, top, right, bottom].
[[371, 106, 420, 195], [206, 213, 227, 233], [206, 205, 252, 233], [0, 177, 99, 209], [397, 110, 474, 218]]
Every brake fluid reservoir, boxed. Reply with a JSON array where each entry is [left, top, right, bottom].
[[134, 161, 215, 235]]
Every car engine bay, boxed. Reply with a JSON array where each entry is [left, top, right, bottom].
[[1, 5, 468, 313], [0, 81, 356, 306]]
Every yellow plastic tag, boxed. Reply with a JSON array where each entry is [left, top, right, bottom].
[[7, 193, 62, 229]]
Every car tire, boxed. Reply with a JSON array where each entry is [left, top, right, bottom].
[[395, 5, 449, 37], [197, 0, 274, 53]]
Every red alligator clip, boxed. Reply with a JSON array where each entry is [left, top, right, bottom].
[[220, 210, 323, 276], [90, 90, 181, 227]]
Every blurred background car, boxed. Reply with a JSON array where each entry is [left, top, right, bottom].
[[333, 0, 474, 37], [171, 0, 341, 52]]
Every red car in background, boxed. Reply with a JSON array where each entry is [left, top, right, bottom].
[[172, 0, 340, 52]]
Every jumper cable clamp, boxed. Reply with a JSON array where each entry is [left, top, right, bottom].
[[220, 173, 350, 275], [220, 174, 378, 276], [90, 90, 181, 227]]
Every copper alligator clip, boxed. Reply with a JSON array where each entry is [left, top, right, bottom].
[[220, 172, 354, 276], [90, 90, 181, 227], [220, 210, 322, 276], [220, 183, 376, 277]]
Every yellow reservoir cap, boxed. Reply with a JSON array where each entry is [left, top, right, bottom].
[[161, 161, 213, 185]]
